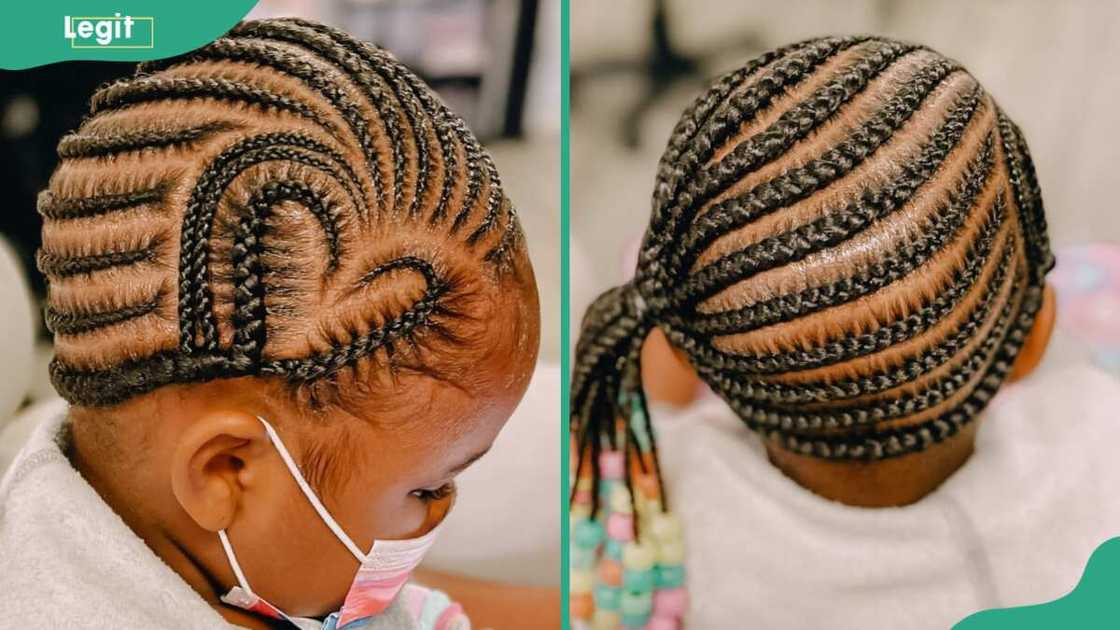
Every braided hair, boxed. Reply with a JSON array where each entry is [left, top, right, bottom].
[[37, 18, 528, 410], [569, 36, 1053, 626]]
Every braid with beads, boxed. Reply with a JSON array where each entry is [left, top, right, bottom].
[[37, 17, 527, 409], [569, 36, 1053, 627]]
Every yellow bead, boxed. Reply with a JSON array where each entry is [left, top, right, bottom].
[[571, 505, 592, 520], [571, 570, 595, 593], [657, 539, 685, 565], [591, 609, 621, 630], [649, 513, 683, 542], [609, 485, 632, 514], [622, 541, 656, 570]]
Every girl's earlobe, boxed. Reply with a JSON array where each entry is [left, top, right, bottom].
[[169, 411, 264, 533], [1008, 283, 1057, 383]]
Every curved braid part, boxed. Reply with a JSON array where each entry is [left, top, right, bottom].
[[38, 18, 523, 407]]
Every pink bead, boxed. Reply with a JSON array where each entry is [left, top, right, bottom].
[[599, 451, 625, 479], [606, 512, 634, 541], [652, 588, 688, 617], [574, 490, 593, 505], [644, 616, 680, 630]]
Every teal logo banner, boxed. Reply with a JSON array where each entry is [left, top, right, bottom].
[[955, 537, 1120, 629], [2, 2, 259, 69]]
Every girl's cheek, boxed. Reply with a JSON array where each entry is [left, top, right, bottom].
[[376, 497, 432, 540]]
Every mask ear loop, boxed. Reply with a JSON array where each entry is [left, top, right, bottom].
[[218, 529, 254, 595], [255, 415, 367, 563]]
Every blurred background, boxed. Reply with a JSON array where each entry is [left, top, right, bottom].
[[0, 0, 560, 589], [570, 0, 1120, 377]]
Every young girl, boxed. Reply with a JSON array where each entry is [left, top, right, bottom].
[[0, 18, 543, 630], [570, 35, 1120, 628]]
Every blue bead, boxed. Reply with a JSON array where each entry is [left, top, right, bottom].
[[604, 539, 624, 560], [623, 568, 655, 592], [656, 564, 686, 588], [593, 584, 621, 611], [573, 519, 605, 549]]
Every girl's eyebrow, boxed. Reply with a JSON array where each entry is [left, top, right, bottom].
[[444, 447, 491, 477]]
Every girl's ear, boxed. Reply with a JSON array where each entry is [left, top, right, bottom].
[[1008, 283, 1057, 383], [641, 327, 702, 407], [168, 411, 270, 533]]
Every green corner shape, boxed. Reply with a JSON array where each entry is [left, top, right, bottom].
[[954, 537, 1120, 629]]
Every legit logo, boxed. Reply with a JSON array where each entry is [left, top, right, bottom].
[[64, 14, 154, 48]]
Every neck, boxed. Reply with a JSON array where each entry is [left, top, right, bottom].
[[68, 420, 279, 630], [763, 421, 979, 507]]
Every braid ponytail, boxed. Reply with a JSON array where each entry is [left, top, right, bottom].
[[570, 35, 1053, 627]]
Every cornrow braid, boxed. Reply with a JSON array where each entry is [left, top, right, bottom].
[[38, 17, 527, 408], [569, 36, 1053, 627]]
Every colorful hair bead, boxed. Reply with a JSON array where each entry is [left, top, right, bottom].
[[652, 588, 689, 618], [571, 546, 596, 570], [645, 615, 681, 630], [606, 513, 635, 541], [622, 542, 655, 570], [604, 539, 624, 561], [574, 518, 606, 549], [622, 568, 655, 593], [571, 570, 595, 594], [655, 565, 686, 589], [592, 609, 621, 630], [598, 559, 623, 587], [648, 514, 682, 542], [599, 451, 625, 479], [620, 591, 653, 617], [635, 474, 660, 499], [593, 584, 622, 611], [609, 485, 634, 514], [571, 592, 594, 620], [655, 539, 684, 565]]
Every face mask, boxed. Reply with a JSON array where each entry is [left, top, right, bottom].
[[217, 415, 446, 630]]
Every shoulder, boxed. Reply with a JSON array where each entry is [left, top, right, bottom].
[[399, 583, 471, 630]]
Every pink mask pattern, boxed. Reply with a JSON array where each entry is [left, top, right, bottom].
[[217, 416, 445, 629]]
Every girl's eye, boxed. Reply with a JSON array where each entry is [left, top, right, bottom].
[[411, 481, 456, 502]]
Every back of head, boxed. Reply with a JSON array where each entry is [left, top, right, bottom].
[[570, 35, 1054, 620], [38, 18, 534, 412]]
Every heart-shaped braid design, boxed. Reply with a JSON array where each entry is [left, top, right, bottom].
[[569, 36, 1054, 628], [37, 18, 526, 408]]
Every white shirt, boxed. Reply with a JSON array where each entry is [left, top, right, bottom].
[[654, 353, 1120, 629], [0, 402, 418, 629]]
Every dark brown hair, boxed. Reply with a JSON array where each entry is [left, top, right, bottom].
[[572, 36, 1054, 521], [38, 18, 529, 411]]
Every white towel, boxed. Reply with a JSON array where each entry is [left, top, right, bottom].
[[0, 404, 417, 629], [653, 354, 1120, 629]]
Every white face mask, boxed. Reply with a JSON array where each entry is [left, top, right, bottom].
[[217, 415, 446, 630]]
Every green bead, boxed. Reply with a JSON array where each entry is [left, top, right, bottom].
[[620, 591, 653, 616], [598, 480, 615, 498], [656, 564, 686, 588], [621, 613, 651, 628], [593, 584, 621, 611], [604, 539, 623, 560], [622, 568, 655, 592], [574, 519, 605, 549]]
